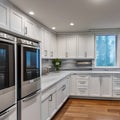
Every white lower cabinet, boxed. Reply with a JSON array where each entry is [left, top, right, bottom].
[[57, 77, 69, 109], [41, 98, 49, 120], [48, 92, 57, 118], [42, 77, 69, 120], [70, 75, 77, 95], [41, 91, 56, 120], [89, 75, 101, 97], [41, 87, 57, 120], [100, 75, 112, 97]]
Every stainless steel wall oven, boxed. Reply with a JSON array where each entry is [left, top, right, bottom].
[[0, 32, 16, 119]]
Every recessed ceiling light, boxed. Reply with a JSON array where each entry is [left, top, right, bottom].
[[52, 27, 56, 30], [29, 11, 35, 15], [70, 22, 75, 26]]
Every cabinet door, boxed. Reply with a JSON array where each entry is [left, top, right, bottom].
[[77, 34, 94, 58], [61, 79, 69, 101], [0, 2, 9, 29], [41, 28, 51, 58], [77, 35, 86, 58], [67, 35, 77, 58], [50, 33, 57, 58], [41, 98, 49, 120], [86, 34, 95, 58], [101, 75, 112, 97], [48, 92, 56, 118], [57, 35, 67, 58], [89, 75, 100, 96], [24, 19, 34, 38], [70, 75, 77, 95], [10, 10, 24, 34], [21, 93, 41, 120], [57, 88, 62, 109]]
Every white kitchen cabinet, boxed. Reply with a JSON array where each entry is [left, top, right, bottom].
[[56, 77, 69, 110], [77, 33, 95, 58], [67, 35, 77, 58], [41, 87, 57, 120], [70, 75, 77, 95], [57, 34, 77, 58], [50, 33, 57, 58], [24, 19, 34, 38], [21, 92, 41, 120], [101, 75, 112, 97], [89, 75, 101, 96], [57, 35, 67, 58], [48, 92, 57, 118], [41, 28, 51, 58], [10, 9, 24, 34], [0, 2, 9, 29], [33, 23, 41, 40], [76, 74, 89, 96], [41, 97, 49, 120], [112, 74, 120, 97]]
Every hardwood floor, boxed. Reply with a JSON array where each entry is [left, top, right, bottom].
[[53, 99, 120, 120]]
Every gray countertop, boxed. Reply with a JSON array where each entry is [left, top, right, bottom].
[[41, 71, 120, 92]]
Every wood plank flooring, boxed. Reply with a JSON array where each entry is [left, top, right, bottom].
[[52, 98, 120, 120]]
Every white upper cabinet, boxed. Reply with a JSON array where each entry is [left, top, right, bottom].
[[67, 35, 77, 58], [24, 18, 34, 38], [0, 2, 9, 29], [50, 33, 57, 58], [57, 35, 67, 58], [77, 33, 95, 59], [57, 34, 77, 58], [10, 9, 24, 34], [41, 28, 57, 58]]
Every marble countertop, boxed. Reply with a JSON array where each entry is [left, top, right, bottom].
[[41, 71, 120, 92]]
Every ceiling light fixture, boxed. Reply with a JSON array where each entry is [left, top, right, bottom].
[[70, 22, 75, 26], [29, 11, 35, 15], [52, 27, 56, 30]]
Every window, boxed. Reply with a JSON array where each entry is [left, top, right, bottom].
[[96, 35, 116, 66]]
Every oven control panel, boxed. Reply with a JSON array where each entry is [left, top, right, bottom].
[[17, 38, 39, 47]]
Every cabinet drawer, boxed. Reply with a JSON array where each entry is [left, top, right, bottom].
[[113, 81, 120, 90], [76, 75, 89, 80], [113, 91, 120, 97], [113, 74, 120, 80], [77, 88, 88, 96], [42, 86, 56, 101], [77, 80, 88, 87]]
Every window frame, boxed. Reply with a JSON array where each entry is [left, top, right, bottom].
[[95, 34, 117, 68]]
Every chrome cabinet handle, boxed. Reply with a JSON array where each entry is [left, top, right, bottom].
[[0, 105, 16, 119], [62, 85, 66, 91], [50, 51, 53, 57], [49, 95, 52, 101], [23, 91, 40, 102], [85, 51, 87, 58], [66, 52, 68, 57], [44, 50, 47, 56]]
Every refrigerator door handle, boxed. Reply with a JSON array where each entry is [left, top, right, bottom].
[[0, 105, 16, 119], [22, 90, 40, 102]]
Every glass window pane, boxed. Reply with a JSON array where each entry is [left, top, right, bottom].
[[96, 35, 116, 66]]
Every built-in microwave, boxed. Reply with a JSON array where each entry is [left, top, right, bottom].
[[0, 33, 16, 114]]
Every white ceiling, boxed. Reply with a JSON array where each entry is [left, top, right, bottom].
[[9, 0, 120, 32]]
